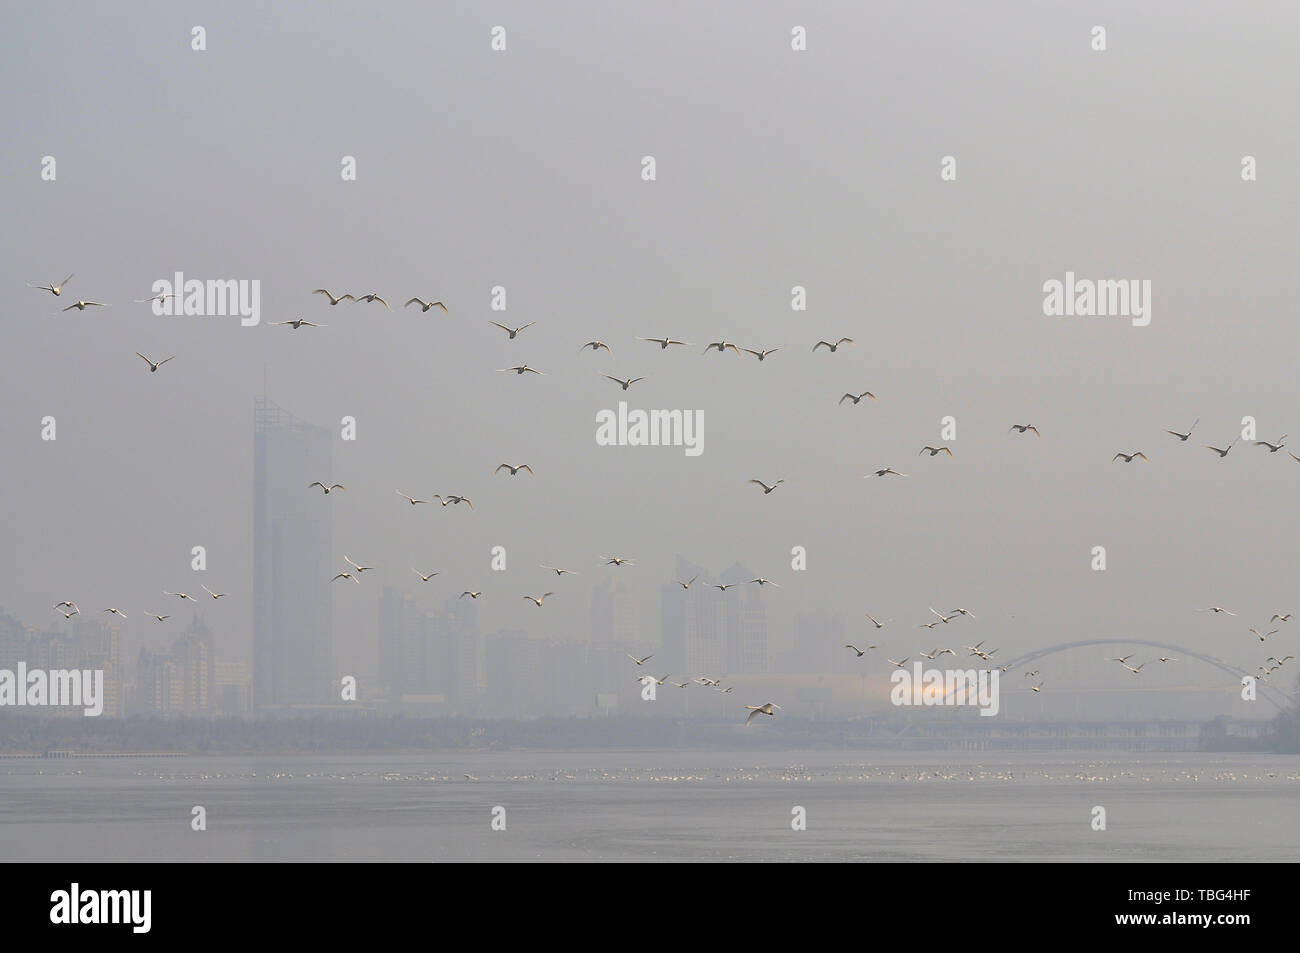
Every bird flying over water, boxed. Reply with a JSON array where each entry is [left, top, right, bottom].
[[745, 702, 781, 725]]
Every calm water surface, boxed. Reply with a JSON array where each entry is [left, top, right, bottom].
[[1, 750, 1295, 862]]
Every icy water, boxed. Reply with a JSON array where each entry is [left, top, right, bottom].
[[1, 750, 1295, 862]]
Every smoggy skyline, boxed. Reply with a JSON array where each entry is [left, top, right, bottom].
[[3, 2, 1299, 723]]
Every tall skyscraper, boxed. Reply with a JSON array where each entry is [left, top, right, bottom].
[[253, 397, 333, 709]]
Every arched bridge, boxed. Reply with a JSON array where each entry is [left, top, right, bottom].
[[998, 638, 1296, 714]]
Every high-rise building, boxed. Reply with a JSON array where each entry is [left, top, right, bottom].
[[591, 575, 640, 647], [253, 397, 333, 709], [721, 562, 769, 674]]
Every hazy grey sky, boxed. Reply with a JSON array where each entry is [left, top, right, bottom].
[[3, 1, 1298, 708]]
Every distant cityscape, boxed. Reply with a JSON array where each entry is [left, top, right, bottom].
[[0, 397, 1290, 728]]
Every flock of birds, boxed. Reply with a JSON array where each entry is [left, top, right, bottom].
[[31, 274, 1297, 723]]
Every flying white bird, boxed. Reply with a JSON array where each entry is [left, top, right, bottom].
[[839, 391, 877, 405], [499, 364, 543, 375], [1165, 418, 1199, 441], [54, 601, 78, 611], [63, 299, 109, 311], [745, 702, 781, 725], [929, 607, 952, 624], [639, 337, 693, 349], [495, 463, 534, 476], [313, 289, 356, 305], [344, 555, 372, 573], [442, 495, 473, 509], [1112, 451, 1147, 463], [53, 606, 79, 619], [460, 591, 482, 599], [29, 273, 73, 296], [703, 341, 741, 354], [712, 583, 736, 591], [1122, 663, 1144, 675], [1250, 628, 1278, 642], [135, 291, 179, 304], [919, 446, 953, 457], [164, 590, 197, 602], [749, 577, 780, 587], [1109, 655, 1133, 664], [948, 607, 976, 619], [845, 644, 871, 657], [332, 573, 360, 584], [749, 479, 785, 494], [628, 654, 654, 666], [309, 482, 345, 494], [1204, 439, 1236, 458], [675, 575, 699, 589], [490, 321, 536, 339], [1269, 613, 1292, 623], [887, 657, 910, 669], [523, 593, 555, 606], [1254, 434, 1288, 453], [1010, 424, 1041, 437], [355, 292, 390, 309], [580, 340, 613, 355], [813, 338, 854, 352], [395, 491, 427, 505], [103, 608, 127, 619], [135, 352, 174, 372], [867, 468, 907, 477], [541, 565, 577, 576], [270, 318, 324, 329], [604, 375, 645, 391], [865, 613, 890, 629], [1030, 683, 1043, 693], [603, 556, 634, 566], [1158, 657, 1177, 663], [145, 612, 170, 621], [404, 297, 448, 313], [201, 585, 226, 599], [1196, 606, 1236, 615], [412, 569, 439, 582], [740, 347, 782, 361]]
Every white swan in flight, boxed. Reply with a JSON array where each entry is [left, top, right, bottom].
[[1009, 424, 1040, 436], [495, 463, 534, 476], [639, 337, 693, 349], [745, 702, 781, 725], [135, 352, 174, 372], [64, 299, 108, 311], [309, 482, 345, 493], [839, 391, 877, 405], [1165, 418, 1198, 440], [404, 297, 448, 313], [813, 338, 854, 352], [604, 375, 645, 390], [1112, 451, 1147, 463], [313, 289, 355, 305], [490, 321, 536, 339], [29, 273, 73, 296], [412, 569, 439, 582], [741, 347, 781, 361], [523, 593, 555, 606], [749, 479, 784, 494], [270, 318, 323, 329]]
